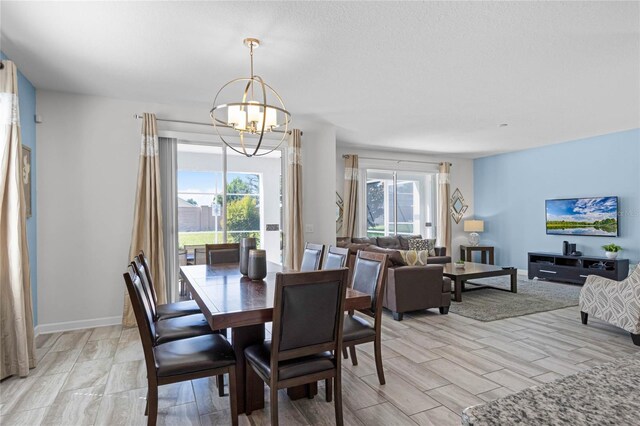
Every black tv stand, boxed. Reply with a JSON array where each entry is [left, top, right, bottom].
[[528, 252, 629, 285]]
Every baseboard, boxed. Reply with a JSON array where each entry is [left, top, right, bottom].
[[518, 268, 528, 277], [35, 316, 122, 336]]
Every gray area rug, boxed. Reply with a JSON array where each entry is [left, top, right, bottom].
[[448, 276, 581, 321], [462, 352, 640, 425]]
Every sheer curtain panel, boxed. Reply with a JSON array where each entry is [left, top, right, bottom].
[[342, 155, 358, 238], [0, 60, 36, 379]]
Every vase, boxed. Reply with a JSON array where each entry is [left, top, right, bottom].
[[248, 249, 267, 281], [605, 251, 618, 259], [239, 237, 257, 275]]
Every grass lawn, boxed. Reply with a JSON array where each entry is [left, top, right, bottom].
[[179, 232, 224, 248]]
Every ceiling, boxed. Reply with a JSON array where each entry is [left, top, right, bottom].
[[2, 1, 639, 158]]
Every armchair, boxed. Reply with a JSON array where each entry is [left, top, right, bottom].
[[579, 265, 640, 346]]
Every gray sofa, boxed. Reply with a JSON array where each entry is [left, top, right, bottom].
[[337, 235, 452, 320]]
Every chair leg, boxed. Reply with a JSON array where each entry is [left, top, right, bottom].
[[228, 367, 238, 426], [348, 346, 358, 366], [581, 311, 588, 325], [342, 347, 348, 359], [334, 371, 344, 426], [631, 333, 640, 346], [217, 374, 225, 397], [374, 339, 385, 385], [325, 378, 332, 402], [270, 386, 279, 426], [147, 384, 158, 426]]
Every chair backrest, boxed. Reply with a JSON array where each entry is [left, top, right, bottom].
[[178, 249, 188, 266], [300, 242, 325, 271], [270, 269, 349, 373], [205, 243, 240, 265], [322, 246, 349, 270], [351, 251, 388, 317], [138, 251, 158, 304], [122, 265, 157, 374], [133, 256, 158, 319], [194, 247, 207, 265]]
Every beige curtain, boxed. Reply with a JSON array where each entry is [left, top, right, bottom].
[[342, 155, 358, 238], [0, 60, 36, 379], [437, 162, 452, 255], [122, 113, 167, 327], [284, 129, 304, 270]]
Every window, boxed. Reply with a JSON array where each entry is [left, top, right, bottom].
[[176, 142, 282, 264], [364, 169, 436, 238]]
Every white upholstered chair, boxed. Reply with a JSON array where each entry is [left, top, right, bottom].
[[579, 265, 640, 346]]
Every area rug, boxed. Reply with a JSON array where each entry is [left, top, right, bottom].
[[448, 276, 581, 321], [462, 352, 640, 425]]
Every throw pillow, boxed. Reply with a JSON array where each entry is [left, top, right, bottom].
[[408, 238, 436, 256], [364, 245, 406, 266], [398, 250, 430, 266]]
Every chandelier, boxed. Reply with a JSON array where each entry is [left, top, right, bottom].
[[210, 38, 291, 157]]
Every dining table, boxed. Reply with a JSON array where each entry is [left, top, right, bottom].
[[180, 262, 371, 414]]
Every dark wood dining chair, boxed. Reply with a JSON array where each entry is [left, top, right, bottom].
[[205, 243, 240, 265], [244, 268, 349, 426], [123, 265, 238, 426], [322, 246, 350, 270], [138, 252, 201, 320], [132, 257, 213, 344], [342, 251, 388, 385], [137, 253, 228, 396], [300, 242, 325, 271]]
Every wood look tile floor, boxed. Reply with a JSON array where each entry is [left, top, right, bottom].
[[1, 307, 638, 425]]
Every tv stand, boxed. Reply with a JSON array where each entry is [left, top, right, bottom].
[[528, 252, 629, 285]]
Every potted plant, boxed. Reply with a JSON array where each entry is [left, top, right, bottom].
[[602, 243, 622, 259], [454, 259, 465, 269]]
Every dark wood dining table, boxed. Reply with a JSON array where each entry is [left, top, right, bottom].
[[180, 262, 371, 414]]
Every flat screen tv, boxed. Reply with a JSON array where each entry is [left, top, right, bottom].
[[546, 196, 618, 236]]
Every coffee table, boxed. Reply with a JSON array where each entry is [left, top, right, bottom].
[[443, 262, 517, 302]]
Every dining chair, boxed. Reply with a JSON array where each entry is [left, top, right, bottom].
[[194, 247, 207, 265], [137, 254, 229, 395], [342, 250, 388, 385], [123, 265, 238, 426], [138, 252, 201, 320], [206, 243, 240, 265], [322, 246, 349, 270], [300, 242, 325, 271], [244, 268, 350, 426]]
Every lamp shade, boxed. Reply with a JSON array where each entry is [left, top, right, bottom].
[[464, 220, 484, 233]]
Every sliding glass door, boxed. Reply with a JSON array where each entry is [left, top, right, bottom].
[[176, 142, 282, 265], [365, 169, 436, 239]]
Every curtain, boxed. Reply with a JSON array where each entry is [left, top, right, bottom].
[[0, 60, 36, 379], [437, 162, 451, 255], [284, 129, 304, 270], [159, 137, 178, 303], [342, 154, 358, 238], [122, 113, 167, 327]]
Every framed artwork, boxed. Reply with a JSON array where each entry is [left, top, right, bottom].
[[22, 145, 32, 218]]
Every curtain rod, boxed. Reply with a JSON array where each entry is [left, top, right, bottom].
[[342, 154, 448, 167], [133, 114, 301, 135]]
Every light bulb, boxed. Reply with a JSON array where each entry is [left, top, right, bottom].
[[247, 101, 261, 124], [227, 105, 240, 126], [234, 111, 247, 131], [265, 107, 277, 128]]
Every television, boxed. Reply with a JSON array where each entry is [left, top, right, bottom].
[[545, 196, 618, 237]]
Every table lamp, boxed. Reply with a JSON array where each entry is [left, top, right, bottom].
[[464, 220, 484, 246]]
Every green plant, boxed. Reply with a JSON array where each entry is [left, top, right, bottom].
[[602, 243, 622, 252], [455, 259, 465, 264]]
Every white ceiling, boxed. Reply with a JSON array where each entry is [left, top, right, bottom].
[[2, 1, 639, 158]]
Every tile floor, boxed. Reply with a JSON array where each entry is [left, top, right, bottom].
[[0, 306, 637, 425]]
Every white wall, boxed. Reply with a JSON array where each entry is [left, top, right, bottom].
[[336, 145, 474, 262], [36, 90, 337, 331]]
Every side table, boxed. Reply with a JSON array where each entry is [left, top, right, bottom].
[[460, 245, 495, 265]]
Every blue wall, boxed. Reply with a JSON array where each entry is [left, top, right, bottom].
[[474, 129, 640, 270], [1, 52, 38, 324]]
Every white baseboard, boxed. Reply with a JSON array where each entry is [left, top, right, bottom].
[[35, 316, 122, 336]]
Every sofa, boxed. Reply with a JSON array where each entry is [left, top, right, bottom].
[[338, 235, 452, 321]]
